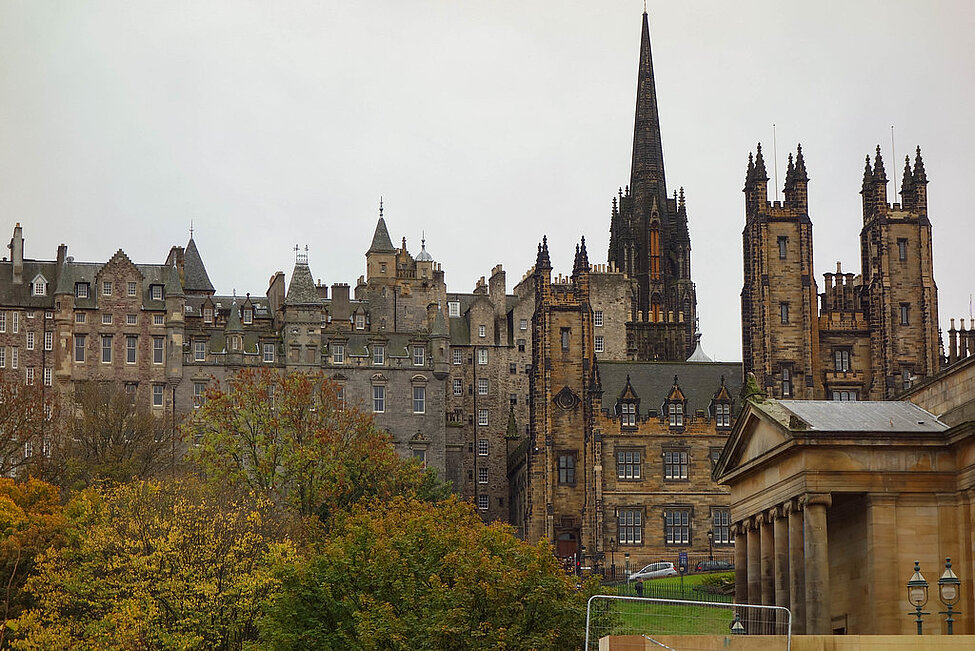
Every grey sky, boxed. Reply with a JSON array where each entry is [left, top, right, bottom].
[[1, 1, 972, 362]]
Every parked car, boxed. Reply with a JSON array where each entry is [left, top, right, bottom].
[[695, 559, 734, 572], [628, 561, 678, 581]]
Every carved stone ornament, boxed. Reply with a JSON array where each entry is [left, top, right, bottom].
[[553, 385, 580, 410]]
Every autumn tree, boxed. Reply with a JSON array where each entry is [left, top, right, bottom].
[[9, 479, 296, 650], [60, 381, 172, 488], [260, 496, 593, 650], [0, 383, 58, 481], [0, 478, 66, 645], [185, 369, 448, 519]]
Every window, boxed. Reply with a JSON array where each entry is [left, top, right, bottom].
[[102, 281, 112, 296], [41, 438, 51, 457], [664, 450, 689, 480], [779, 302, 789, 324], [478, 467, 488, 484], [561, 328, 570, 351], [10, 348, 17, 370], [558, 454, 576, 484], [595, 336, 604, 353], [75, 283, 89, 299], [355, 313, 365, 330], [101, 335, 112, 363], [477, 439, 489, 456], [712, 509, 731, 545], [32, 278, 46, 296], [194, 341, 206, 361], [477, 378, 488, 395], [45, 311, 52, 319], [24, 440, 33, 459], [126, 314, 137, 325], [715, 402, 731, 428], [900, 303, 910, 326], [153, 337, 164, 364], [11, 313, 18, 334], [452, 349, 463, 365], [373, 345, 385, 365], [203, 307, 214, 324], [620, 402, 636, 427], [153, 314, 164, 326], [519, 318, 528, 330], [193, 382, 206, 407], [126, 336, 137, 363], [127, 281, 137, 296], [833, 348, 850, 372], [336, 386, 345, 410], [901, 366, 914, 390], [897, 238, 908, 261], [0, 348, 4, 368], [509, 393, 517, 406], [26, 331, 34, 351], [509, 363, 517, 374], [101, 314, 112, 325], [477, 409, 488, 426], [263, 343, 274, 363], [0, 313, 5, 332], [332, 344, 345, 364], [617, 450, 641, 480], [778, 236, 788, 259], [150, 285, 163, 301], [380, 262, 386, 274], [477, 494, 489, 510], [709, 447, 723, 468], [230, 335, 241, 351], [413, 386, 425, 413], [452, 378, 462, 396], [237, 307, 251, 325], [372, 385, 385, 413], [665, 509, 690, 545], [668, 402, 684, 428], [832, 390, 857, 401], [152, 384, 164, 407], [448, 301, 460, 318], [517, 339, 526, 353], [74, 335, 86, 362], [478, 325, 486, 338], [75, 312, 85, 324], [781, 365, 793, 397], [618, 510, 642, 545], [413, 346, 425, 366], [477, 349, 488, 365], [594, 310, 603, 327], [25, 367, 34, 386]]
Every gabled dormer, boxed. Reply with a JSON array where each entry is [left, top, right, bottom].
[[710, 375, 733, 429], [30, 274, 48, 297], [201, 296, 216, 326], [615, 374, 640, 430], [241, 294, 255, 325], [662, 375, 687, 430]]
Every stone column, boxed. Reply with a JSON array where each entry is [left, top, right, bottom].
[[733, 522, 748, 604], [803, 493, 832, 635], [772, 506, 790, 631], [747, 517, 761, 606], [786, 500, 806, 635], [865, 493, 898, 633], [760, 512, 775, 607]]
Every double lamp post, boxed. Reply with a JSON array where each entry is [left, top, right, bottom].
[[907, 558, 961, 635]]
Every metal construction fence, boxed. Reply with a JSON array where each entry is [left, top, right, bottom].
[[585, 595, 792, 651]]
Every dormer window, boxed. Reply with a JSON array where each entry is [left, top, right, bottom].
[[203, 307, 214, 324], [150, 285, 163, 301], [75, 282, 89, 299], [242, 308, 253, 324], [31, 275, 47, 297], [668, 402, 684, 428], [619, 402, 636, 427], [616, 375, 640, 430], [664, 375, 687, 430], [230, 335, 241, 351], [714, 402, 731, 428], [355, 313, 365, 330]]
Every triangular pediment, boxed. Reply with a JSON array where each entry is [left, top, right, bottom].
[[714, 402, 793, 481]]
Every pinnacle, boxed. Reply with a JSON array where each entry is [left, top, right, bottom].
[[794, 144, 808, 180], [873, 145, 887, 181], [753, 143, 769, 180], [862, 155, 873, 186], [913, 146, 927, 183]]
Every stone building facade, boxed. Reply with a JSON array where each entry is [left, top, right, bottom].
[[741, 143, 942, 402]]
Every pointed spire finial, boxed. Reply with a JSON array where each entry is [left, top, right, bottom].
[[913, 145, 927, 183], [862, 155, 873, 186], [753, 143, 768, 180], [873, 145, 887, 181], [189, 220, 194, 239], [902, 155, 914, 190], [794, 144, 807, 181], [379, 196, 384, 218]]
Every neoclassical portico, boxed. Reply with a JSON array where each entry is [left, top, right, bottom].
[[716, 399, 975, 635]]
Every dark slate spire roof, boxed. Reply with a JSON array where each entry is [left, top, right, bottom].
[[225, 296, 243, 332], [285, 261, 320, 305], [629, 10, 669, 218], [430, 305, 447, 336], [182, 237, 215, 293], [368, 218, 397, 254]]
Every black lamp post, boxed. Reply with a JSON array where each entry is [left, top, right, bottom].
[[907, 560, 930, 635], [707, 529, 714, 562], [578, 544, 586, 576], [624, 551, 630, 579], [938, 557, 961, 635], [609, 539, 617, 579]]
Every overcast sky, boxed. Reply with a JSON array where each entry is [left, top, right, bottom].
[[1, 1, 973, 361]]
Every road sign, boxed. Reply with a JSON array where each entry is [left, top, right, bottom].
[[678, 551, 688, 574]]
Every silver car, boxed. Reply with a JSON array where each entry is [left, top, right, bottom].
[[628, 561, 678, 581]]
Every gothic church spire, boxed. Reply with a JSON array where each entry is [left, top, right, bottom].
[[629, 10, 669, 217]]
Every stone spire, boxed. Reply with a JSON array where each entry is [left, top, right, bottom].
[[183, 236, 215, 293], [536, 236, 551, 271], [629, 10, 669, 220]]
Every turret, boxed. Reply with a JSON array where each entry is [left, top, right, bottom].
[[744, 145, 769, 216], [534, 236, 552, 302], [784, 145, 808, 212], [572, 236, 590, 298], [900, 155, 915, 210], [911, 146, 928, 218]]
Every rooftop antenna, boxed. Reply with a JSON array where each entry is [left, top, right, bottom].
[[772, 123, 779, 202], [189, 220, 194, 239], [379, 196, 384, 218], [643, 0, 647, 13], [891, 125, 897, 196]]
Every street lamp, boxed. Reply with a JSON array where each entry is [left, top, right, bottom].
[[625, 551, 630, 579], [707, 529, 714, 562], [906, 560, 930, 635], [609, 539, 617, 579], [938, 557, 961, 635]]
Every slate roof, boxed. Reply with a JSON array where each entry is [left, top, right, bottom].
[[772, 400, 947, 433], [598, 360, 743, 416], [285, 262, 321, 305], [368, 218, 397, 254], [182, 237, 215, 293], [0, 261, 59, 308]]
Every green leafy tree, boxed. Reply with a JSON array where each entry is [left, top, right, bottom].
[[186, 369, 448, 519], [0, 478, 66, 645], [260, 496, 593, 650], [9, 479, 296, 650]]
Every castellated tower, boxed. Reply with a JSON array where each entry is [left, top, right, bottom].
[[741, 144, 821, 399]]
